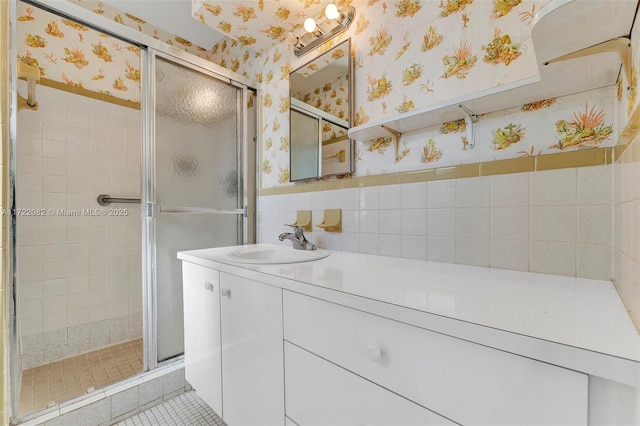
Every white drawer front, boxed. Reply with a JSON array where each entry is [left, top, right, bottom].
[[285, 342, 456, 426], [283, 291, 588, 426]]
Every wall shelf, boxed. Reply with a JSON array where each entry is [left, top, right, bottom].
[[348, 0, 637, 143]]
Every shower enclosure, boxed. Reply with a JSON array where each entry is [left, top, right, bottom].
[[10, 2, 256, 421], [146, 52, 252, 363]]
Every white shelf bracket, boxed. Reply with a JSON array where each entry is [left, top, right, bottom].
[[459, 105, 477, 149], [381, 125, 402, 160], [544, 37, 632, 90], [17, 62, 40, 111]]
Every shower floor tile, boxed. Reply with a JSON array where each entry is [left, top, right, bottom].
[[19, 338, 143, 417], [115, 390, 226, 426]]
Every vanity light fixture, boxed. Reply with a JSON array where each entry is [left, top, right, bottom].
[[292, 4, 355, 57]]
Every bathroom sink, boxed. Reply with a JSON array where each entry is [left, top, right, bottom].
[[225, 246, 329, 264]]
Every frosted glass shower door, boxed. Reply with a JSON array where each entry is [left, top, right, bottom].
[[150, 54, 245, 362], [290, 108, 320, 181]]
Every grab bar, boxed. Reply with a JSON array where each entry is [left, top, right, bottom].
[[97, 194, 141, 206]]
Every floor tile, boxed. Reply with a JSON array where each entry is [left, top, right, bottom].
[[115, 391, 226, 426], [19, 338, 143, 417]]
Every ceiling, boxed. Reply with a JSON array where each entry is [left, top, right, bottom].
[[102, 0, 226, 50], [192, 0, 333, 52], [101, 1, 354, 54]]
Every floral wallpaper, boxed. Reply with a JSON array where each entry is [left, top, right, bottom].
[[192, 0, 336, 53], [17, 2, 142, 103], [354, 86, 617, 176], [70, 0, 253, 66], [19, 0, 627, 190], [219, 0, 620, 188], [17, 0, 264, 101], [202, 0, 614, 188]]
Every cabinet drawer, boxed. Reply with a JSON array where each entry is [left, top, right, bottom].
[[283, 291, 588, 425], [284, 342, 455, 426]]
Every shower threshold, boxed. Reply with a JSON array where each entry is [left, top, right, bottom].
[[19, 338, 143, 417]]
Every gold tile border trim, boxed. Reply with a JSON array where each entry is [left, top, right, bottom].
[[480, 156, 535, 176], [344, 173, 400, 188], [30, 77, 141, 110], [259, 146, 615, 196], [435, 163, 479, 180], [399, 169, 435, 184], [535, 148, 611, 170], [614, 144, 628, 162]]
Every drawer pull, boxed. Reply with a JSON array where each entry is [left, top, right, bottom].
[[221, 288, 231, 298], [366, 344, 382, 362], [204, 281, 214, 292]]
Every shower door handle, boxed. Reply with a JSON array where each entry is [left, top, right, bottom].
[[160, 206, 246, 215], [146, 204, 247, 217]]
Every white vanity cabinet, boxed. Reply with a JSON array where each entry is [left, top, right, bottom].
[[179, 245, 639, 426], [182, 261, 222, 415], [283, 290, 589, 426], [219, 272, 284, 426], [182, 263, 284, 426]]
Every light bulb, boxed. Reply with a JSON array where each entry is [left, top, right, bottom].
[[286, 31, 297, 45], [325, 4, 340, 20], [304, 17, 317, 33]]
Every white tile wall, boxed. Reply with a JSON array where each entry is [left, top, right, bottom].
[[613, 140, 640, 329], [258, 165, 613, 280], [401, 182, 427, 209], [17, 85, 142, 368], [379, 184, 401, 209]]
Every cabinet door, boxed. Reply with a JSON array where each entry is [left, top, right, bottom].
[[285, 342, 456, 426], [220, 272, 284, 426], [182, 262, 222, 415]]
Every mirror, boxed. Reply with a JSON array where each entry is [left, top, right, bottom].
[[289, 39, 353, 181]]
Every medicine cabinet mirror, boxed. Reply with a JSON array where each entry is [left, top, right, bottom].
[[289, 39, 354, 181]]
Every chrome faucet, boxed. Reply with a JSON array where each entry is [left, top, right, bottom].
[[278, 225, 316, 251]]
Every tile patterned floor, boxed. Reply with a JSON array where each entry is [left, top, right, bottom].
[[19, 338, 144, 417], [115, 391, 226, 426]]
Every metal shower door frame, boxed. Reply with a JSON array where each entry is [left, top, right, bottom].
[[142, 48, 254, 370]]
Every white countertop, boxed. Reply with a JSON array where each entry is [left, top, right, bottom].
[[178, 244, 640, 385]]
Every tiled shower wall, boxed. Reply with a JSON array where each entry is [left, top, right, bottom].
[[614, 137, 640, 329], [16, 83, 142, 368], [258, 164, 612, 280]]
